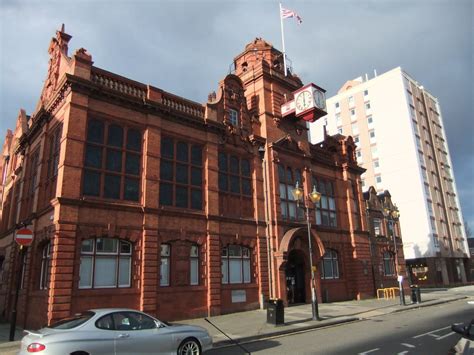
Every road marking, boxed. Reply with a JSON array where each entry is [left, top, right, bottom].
[[358, 348, 380, 354], [413, 325, 451, 338], [436, 332, 456, 340], [401, 343, 416, 348], [397, 352, 409, 355]]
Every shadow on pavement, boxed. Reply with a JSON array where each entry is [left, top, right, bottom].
[[208, 339, 281, 354]]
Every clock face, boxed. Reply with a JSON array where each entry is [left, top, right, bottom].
[[295, 91, 313, 112], [313, 90, 326, 110]]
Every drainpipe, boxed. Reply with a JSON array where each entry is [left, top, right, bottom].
[[259, 145, 273, 304]]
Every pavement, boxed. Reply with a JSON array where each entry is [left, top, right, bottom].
[[0, 285, 472, 354]]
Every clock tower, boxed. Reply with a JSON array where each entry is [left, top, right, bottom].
[[233, 38, 326, 148], [233, 38, 308, 144]]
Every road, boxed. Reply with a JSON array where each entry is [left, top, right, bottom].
[[208, 299, 473, 355]]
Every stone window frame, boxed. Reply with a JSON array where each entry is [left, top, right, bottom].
[[218, 152, 252, 198], [373, 218, 382, 236], [79, 237, 132, 289], [221, 244, 251, 285], [44, 123, 62, 203], [190, 244, 199, 286], [278, 165, 304, 222], [82, 118, 142, 201], [159, 136, 203, 210], [228, 108, 239, 127], [160, 243, 171, 286], [382, 251, 395, 276], [23, 148, 40, 216], [320, 249, 339, 280], [312, 176, 337, 228], [39, 242, 51, 290]]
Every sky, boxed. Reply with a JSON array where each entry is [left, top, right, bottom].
[[0, 0, 472, 232]]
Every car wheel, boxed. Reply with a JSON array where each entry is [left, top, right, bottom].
[[177, 338, 201, 355]]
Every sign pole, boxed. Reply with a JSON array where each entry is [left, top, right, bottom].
[[9, 245, 26, 341]]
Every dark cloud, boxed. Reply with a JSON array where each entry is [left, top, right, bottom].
[[1, 0, 472, 228]]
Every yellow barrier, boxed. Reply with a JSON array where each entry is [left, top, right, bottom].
[[376, 287, 400, 299]]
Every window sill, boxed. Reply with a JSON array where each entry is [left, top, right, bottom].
[[158, 285, 207, 293], [221, 283, 257, 290], [321, 278, 343, 282], [76, 287, 140, 295]]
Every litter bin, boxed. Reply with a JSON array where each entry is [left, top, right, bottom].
[[410, 285, 421, 304], [267, 299, 284, 325]]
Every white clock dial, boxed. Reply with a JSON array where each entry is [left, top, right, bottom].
[[295, 91, 313, 111]]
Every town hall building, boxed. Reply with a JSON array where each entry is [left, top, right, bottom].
[[0, 26, 405, 329]]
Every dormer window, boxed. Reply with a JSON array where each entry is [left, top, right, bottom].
[[229, 109, 239, 127]]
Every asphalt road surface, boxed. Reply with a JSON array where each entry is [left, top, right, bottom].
[[208, 299, 473, 355]]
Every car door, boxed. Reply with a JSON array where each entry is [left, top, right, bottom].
[[113, 311, 176, 355]]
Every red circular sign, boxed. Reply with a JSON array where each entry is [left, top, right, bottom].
[[15, 228, 33, 246]]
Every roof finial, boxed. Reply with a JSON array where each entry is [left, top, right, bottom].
[[60, 23, 65, 33]]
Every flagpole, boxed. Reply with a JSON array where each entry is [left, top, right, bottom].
[[279, 3, 287, 76]]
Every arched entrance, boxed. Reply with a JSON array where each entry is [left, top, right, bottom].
[[276, 227, 325, 306], [286, 249, 306, 304]]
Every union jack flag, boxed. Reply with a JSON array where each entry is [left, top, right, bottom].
[[280, 6, 302, 24]]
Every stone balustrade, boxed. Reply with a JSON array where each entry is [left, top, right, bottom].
[[91, 70, 146, 99], [161, 93, 205, 118]]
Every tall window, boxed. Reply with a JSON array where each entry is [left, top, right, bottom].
[[221, 245, 251, 284], [218, 153, 252, 197], [229, 109, 239, 127], [159, 137, 203, 209], [351, 182, 361, 229], [24, 149, 39, 216], [383, 252, 395, 276], [83, 119, 141, 201], [190, 244, 199, 285], [79, 238, 132, 289], [45, 124, 62, 201], [47, 125, 62, 179], [373, 218, 382, 236], [321, 249, 339, 279], [313, 177, 337, 227], [160, 244, 170, 286], [39, 243, 51, 290], [278, 165, 304, 221]]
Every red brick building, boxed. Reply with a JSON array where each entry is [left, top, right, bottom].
[[0, 27, 376, 329], [363, 187, 408, 293]]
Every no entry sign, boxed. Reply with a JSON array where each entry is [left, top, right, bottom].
[[15, 228, 33, 247]]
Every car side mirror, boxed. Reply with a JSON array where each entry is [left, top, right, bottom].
[[155, 321, 165, 329]]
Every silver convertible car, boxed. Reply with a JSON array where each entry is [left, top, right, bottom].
[[18, 308, 213, 355]]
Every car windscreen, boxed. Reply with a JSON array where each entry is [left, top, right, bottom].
[[47, 311, 95, 329]]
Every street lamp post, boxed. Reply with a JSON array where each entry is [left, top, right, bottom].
[[383, 206, 405, 306], [292, 181, 321, 321]]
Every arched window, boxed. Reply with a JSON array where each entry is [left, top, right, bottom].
[[190, 244, 199, 286], [39, 243, 51, 289], [321, 249, 339, 279], [383, 252, 395, 276], [79, 238, 132, 289], [221, 245, 251, 284], [160, 244, 170, 286]]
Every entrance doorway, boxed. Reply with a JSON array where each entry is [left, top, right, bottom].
[[285, 249, 306, 304]]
